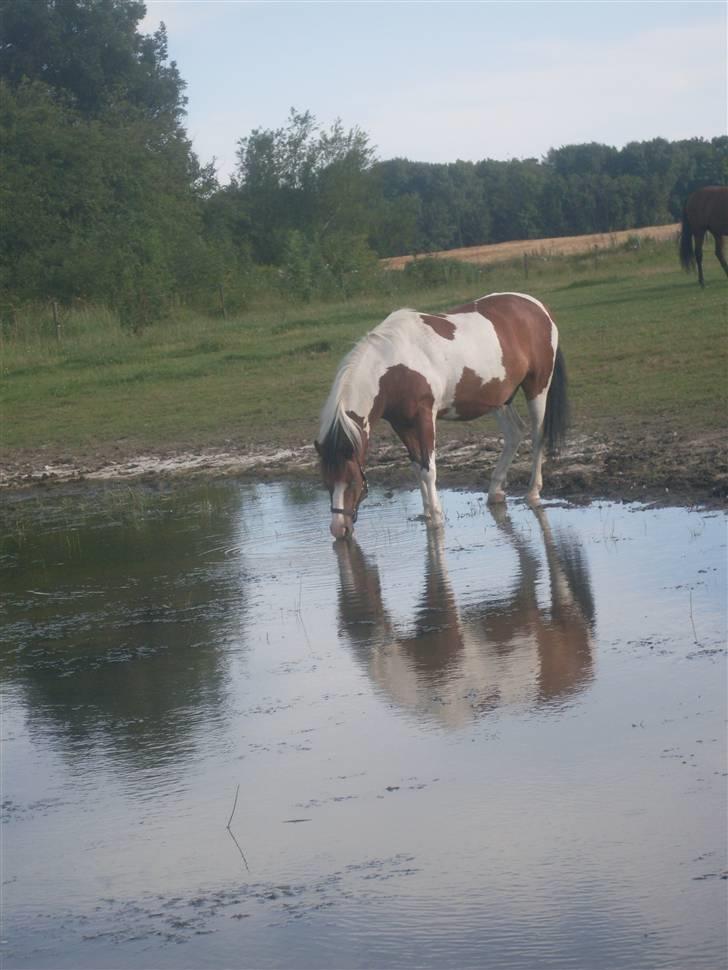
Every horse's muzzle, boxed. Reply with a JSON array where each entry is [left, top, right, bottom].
[[330, 507, 354, 539]]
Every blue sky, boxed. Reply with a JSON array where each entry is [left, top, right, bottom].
[[142, 1, 727, 182]]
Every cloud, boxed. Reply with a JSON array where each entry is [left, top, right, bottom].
[[360, 21, 726, 163], [141, 8, 726, 180], [139, 0, 217, 36]]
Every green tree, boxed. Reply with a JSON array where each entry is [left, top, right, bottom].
[[0, 1, 220, 321], [0, 0, 186, 122], [232, 108, 378, 266]]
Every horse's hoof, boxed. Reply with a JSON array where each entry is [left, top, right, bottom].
[[488, 490, 507, 505]]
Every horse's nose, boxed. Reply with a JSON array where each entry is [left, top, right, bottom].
[[330, 518, 351, 540]]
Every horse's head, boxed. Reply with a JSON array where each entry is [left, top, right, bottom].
[[314, 442, 368, 540]]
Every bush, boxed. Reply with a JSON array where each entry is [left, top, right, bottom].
[[401, 256, 483, 289]]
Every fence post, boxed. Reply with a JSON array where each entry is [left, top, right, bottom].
[[52, 301, 61, 341], [219, 284, 227, 320], [523, 252, 529, 279]]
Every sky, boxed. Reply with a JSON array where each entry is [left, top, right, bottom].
[[141, 1, 727, 182]]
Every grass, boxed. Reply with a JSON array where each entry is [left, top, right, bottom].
[[1, 238, 726, 459]]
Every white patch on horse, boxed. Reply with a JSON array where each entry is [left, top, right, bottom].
[[320, 306, 510, 430], [483, 291, 552, 318], [428, 310, 507, 416]]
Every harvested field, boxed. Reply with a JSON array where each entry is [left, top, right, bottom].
[[382, 223, 680, 269]]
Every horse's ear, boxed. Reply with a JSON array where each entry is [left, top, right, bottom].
[[314, 440, 321, 455]]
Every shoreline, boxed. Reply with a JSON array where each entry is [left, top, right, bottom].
[[2, 428, 726, 510]]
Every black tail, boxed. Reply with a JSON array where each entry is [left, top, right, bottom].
[[679, 208, 694, 271], [544, 346, 569, 455]]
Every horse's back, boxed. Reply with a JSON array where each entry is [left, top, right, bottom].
[[377, 292, 557, 413], [686, 186, 728, 233]]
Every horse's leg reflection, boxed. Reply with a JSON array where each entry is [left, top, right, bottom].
[[485, 503, 595, 703], [530, 505, 596, 699]]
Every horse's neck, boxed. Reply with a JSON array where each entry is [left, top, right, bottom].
[[336, 342, 388, 438]]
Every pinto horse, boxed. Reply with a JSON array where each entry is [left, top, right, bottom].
[[315, 292, 569, 538], [679, 186, 728, 287]]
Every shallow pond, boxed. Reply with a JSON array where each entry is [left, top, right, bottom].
[[1, 481, 726, 970]]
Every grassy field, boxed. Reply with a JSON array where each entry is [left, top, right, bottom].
[[1, 238, 726, 460]]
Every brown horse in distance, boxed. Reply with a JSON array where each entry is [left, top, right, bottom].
[[679, 186, 728, 286]]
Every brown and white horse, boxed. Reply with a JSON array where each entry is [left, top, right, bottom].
[[315, 292, 569, 538]]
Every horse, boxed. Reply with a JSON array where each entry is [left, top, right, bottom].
[[334, 504, 595, 728], [679, 185, 728, 287], [315, 291, 569, 539]]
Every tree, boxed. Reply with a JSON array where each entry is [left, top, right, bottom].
[[232, 108, 378, 265], [0, 0, 186, 123], [0, 1, 218, 321]]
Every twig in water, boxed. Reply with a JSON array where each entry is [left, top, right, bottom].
[[226, 784, 249, 872], [689, 590, 702, 647], [297, 612, 314, 656]]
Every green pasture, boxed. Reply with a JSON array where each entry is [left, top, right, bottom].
[[2, 239, 726, 457]]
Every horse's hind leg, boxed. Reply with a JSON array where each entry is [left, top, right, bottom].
[[525, 389, 549, 505], [714, 233, 728, 278], [695, 229, 706, 287], [488, 403, 526, 504]]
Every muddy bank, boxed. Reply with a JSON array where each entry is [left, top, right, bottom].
[[1, 428, 726, 508]]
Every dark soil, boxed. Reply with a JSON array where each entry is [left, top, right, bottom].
[[2, 427, 726, 509]]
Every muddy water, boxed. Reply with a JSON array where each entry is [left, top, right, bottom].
[[1, 482, 725, 970]]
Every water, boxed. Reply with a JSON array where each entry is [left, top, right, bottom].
[[1, 481, 726, 969]]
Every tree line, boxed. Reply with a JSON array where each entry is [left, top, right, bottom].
[[1, 0, 726, 323]]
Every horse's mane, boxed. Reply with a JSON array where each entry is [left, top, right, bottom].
[[318, 313, 414, 473], [317, 360, 364, 474], [318, 403, 361, 474]]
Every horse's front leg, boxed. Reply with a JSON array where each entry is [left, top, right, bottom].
[[395, 411, 444, 524], [411, 455, 444, 524], [714, 233, 728, 278]]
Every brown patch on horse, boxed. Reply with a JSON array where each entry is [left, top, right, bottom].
[[345, 410, 369, 457], [420, 313, 456, 340], [443, 294, 554, 417], [371, 364, 436, 468], [453, 366, 511, 420], [476, 294, 555, 400]]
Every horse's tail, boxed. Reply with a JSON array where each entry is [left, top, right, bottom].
[[544, 346, 569, 455], [679, 207, 695, 271]]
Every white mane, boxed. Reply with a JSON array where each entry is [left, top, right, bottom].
[[317, 341, 369, 454], [317, 310, 419, 456]]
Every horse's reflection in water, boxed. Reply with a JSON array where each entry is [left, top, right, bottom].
[[335, 506, 595, 728]]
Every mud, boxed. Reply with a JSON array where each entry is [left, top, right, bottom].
[[2, 426, 726, 509]]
